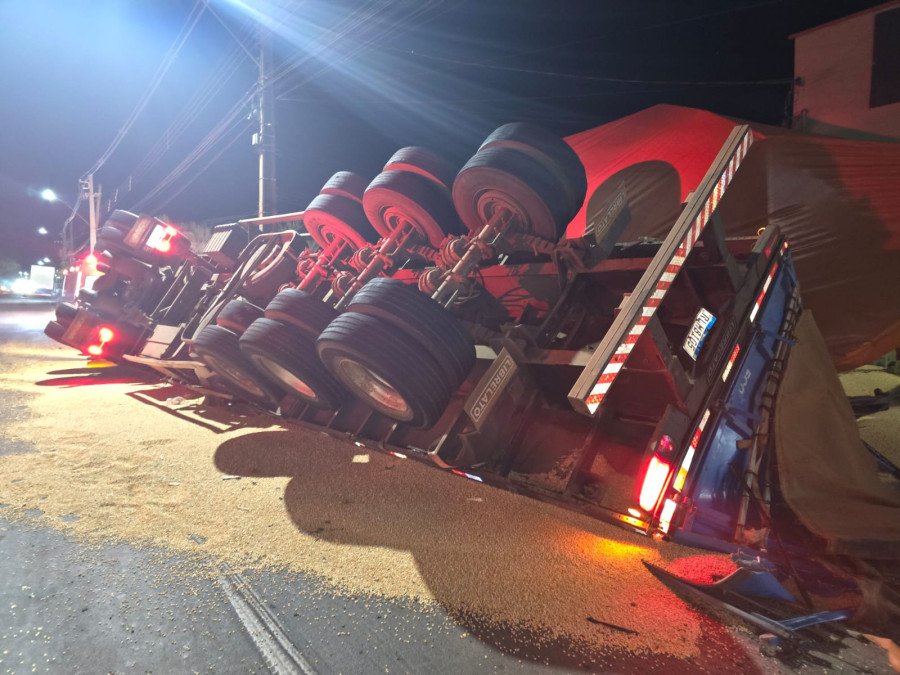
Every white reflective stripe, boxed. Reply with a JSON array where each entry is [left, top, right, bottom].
[[749, 302, 761, 323], [680, 446, 696, 473], [699, 409, 711, 430], [629, 323, 645, 335], [641, 306, 655, 317], [604, 361, 624, 375], [650, 288, 666, 301], [721, 360, 734, 382], [671, 254, 686, 266], [619, 342, 636, 354], [591, 380, 613, 394], [660, 271, 677, 283]]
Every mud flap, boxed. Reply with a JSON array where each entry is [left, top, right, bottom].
[[642, 559, 852, 643]]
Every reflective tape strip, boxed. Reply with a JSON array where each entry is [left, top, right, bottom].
[[749, 262, 779, 323], [584, 128, 754, 415], [721, 343, 742, 382], [672, 408, 712, 493]]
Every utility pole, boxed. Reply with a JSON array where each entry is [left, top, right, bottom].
[[82, 174, 101, 254], [254, 29, 276, 227]]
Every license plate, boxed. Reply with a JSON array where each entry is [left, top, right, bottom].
[[683, 308, 716, 361]]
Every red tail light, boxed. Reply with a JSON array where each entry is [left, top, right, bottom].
[[639, 455, 672, 512], [86, 325, 116, 357], [82, 253, 99, 276]]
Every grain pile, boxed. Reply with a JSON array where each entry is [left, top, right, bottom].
[[2, 324, 896, 663], [838, 366, 900, 464], [0, 336, 720, 661]]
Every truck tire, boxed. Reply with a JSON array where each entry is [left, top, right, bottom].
[[319, 171, 368, 203], [347, 278, 475, 386], [97, 225, 127, 253], [452, 147, 570, 241], [304, 193, 379, 251], [241, 234, 305, 305], [190, 325, 280, 407], [55, 303, 78, 324], [44, 321, 66, 341], [240, 318, 345, 409], [215, 298, 263, 335], [263, 288, 338, 339], [317, 312, 452, 428], [383, 147, 457, 191], [90, 273, 120, 293], [105, 210, 139, 233], [363, 170, 464, 248], [478, 123, 587, 222], [97, 255, 153, 281], [183, 298, 226, 343]]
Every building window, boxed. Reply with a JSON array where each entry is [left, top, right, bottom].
[[870, 6, 900, 108]]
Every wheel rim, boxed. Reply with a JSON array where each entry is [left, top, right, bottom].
[[475, 190, 528, 234], [381, 206, 428, 246], [320, 226, 360, 253], [203, 354, 266, 398], [251, 355, 318, 401], [333, 356, 412, 420]]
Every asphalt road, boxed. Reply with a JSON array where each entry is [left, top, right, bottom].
[[0, 302, 892, 674]]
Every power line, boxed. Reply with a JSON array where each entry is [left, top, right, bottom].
[[81, 0, 207, 180], [394, 48, 791, 87], [132, 86, 257, 210], [204, 0, 260, 66], [116, 44, 247, 195], [451, 0, 786, 68], [151, 118, 252, 212], [274, 0, 452, 101]]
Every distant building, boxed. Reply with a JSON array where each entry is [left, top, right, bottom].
[[791, 1, 900, 140]]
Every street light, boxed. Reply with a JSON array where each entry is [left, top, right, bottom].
[[39, 187, 91, 267], [40, 188, 86, 223]]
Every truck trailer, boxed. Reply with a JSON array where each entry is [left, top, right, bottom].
[[43, 121, 900, 646]]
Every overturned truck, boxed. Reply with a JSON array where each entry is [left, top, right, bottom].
[[46, 121, 900, 643]]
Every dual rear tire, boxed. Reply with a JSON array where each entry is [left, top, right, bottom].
[[318, 279, 475, 428], [191, 125, 583, 427]]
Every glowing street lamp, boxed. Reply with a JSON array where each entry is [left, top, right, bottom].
[[40, 188, 58, 202], [37, 227, 48, 235]]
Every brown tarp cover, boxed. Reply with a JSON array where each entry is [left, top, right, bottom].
[[775, 311, 900, 559], [564, 104, 900, 370]]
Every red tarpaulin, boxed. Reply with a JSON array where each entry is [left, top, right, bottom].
[[565, 104, 900, 370]]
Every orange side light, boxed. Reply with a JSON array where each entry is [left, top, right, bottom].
[[639, 456, 672, 512]]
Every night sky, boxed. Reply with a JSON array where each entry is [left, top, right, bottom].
[[0, 0, 887, 268]]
